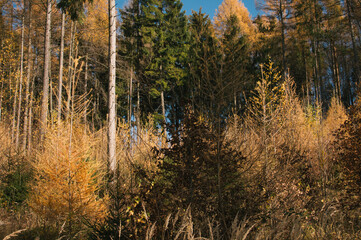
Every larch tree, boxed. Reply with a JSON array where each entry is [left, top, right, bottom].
[[213, 0, 256, 43], [257, 0, 292, 77]]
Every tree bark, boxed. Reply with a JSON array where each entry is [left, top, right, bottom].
[[279, 0, 286, 78], [58, 12, 65, 123], [27, 74, 35, 153], [84, 53, 88, 125], [161, 90, 166, 134], [40, 0, 52, 139], [137, 80, 140, 140], [66, 21, 75, 121], [15, 15, 25, 149], [11, 68, 18, 143], [108, 0, 117, 176], [22, 1, 32, 152], [128, 66, 133, 130], [345, 0, 360, 83]]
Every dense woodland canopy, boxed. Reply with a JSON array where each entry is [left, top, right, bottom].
[[0, 0, 361, 239]]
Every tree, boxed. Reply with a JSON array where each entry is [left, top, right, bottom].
[[257, 0, 292, 77], [29, 123, 108, 236], [214, 0, 256, 43], [140, 0, 189, 130], [120, 0, 143, 131], [147, 108, 246, 235], [247, 59, 284, 181], [189, 10, 250, 123], [108, 0, 117, 176], [57, 12, 65, 124], [39, 0, 53, 139]]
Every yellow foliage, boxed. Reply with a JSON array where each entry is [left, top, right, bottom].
[[29, 122, 108, 225], [323, 97, 347, 140], [213, 0, 257, 43], [81, 0, 108, 53]]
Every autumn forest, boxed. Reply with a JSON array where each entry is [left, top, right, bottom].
[[0, 0, 361, 239]]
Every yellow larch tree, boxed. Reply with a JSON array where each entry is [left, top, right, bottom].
[[80, 0, 109, 55], [29, 122, 108, 230], [213, 0, 257, 42]]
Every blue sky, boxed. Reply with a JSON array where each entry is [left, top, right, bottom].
[[116, 0, 260, 19]]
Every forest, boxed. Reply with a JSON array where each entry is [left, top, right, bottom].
[[0, 0, 361, 239]]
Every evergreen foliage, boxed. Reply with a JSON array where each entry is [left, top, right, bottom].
[[147, 108, 246, 234]]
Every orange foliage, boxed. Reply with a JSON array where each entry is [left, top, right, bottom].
[[29, 122, 108, 225]]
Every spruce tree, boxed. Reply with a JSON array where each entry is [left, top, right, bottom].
[[140, 0, 188, 128]]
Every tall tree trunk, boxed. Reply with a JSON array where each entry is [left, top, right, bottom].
[[161, 90, 166, 134], [279, 0, 286, 78], [0, 78, 3, 122], [27, 74, 35, 153], [66, 21, 75, 121], [40, 0, 52, 139], [108, 0, 117, 176], [345, 0, 360, 83], [137, 81, 140, 139], [11, 68, 18, 143], [58, 12, 65, 124], [84, 53, 88, 125], [15, 15, 25, 149], [128, 66, 133, 130], [22, 1, 32, 152], [49, 65, 53, 125]]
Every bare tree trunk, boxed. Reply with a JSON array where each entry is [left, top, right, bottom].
[[345, 0, 360, 83], [128, 66, 133, 130], [49, 66, 53, 126], [108, 0, 117, 176], [84, 53, 88, 125], [0, 78, 3, 121], [40, 0, 52, 139], [58, 12, 65, 124], [279, 0, 286, 78], [15, 15, 25, 149], [11, 69, 18, 143], [161, 90, 166, 134], [136, 81, 140, 140], [27, 76, 35, 153], [66, 21, 75, 121], [22, 2, 32, 152]]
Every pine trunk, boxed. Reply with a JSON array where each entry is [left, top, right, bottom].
[[27, 78, 35, 153], [22, 1, 32, 152], [279, 0, 286, 78], [161, 90, 166, 134], [58, 12, 65, 123], [137, 81, 140, 139], [66, 21, 75, 121], [15, 15, 25, 149], [345, 0, 360, 83], [11, 69, 18, 143], [40, 0, 52, 138], [84, 53, 88, 125], [128, 66, 133, 130]]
